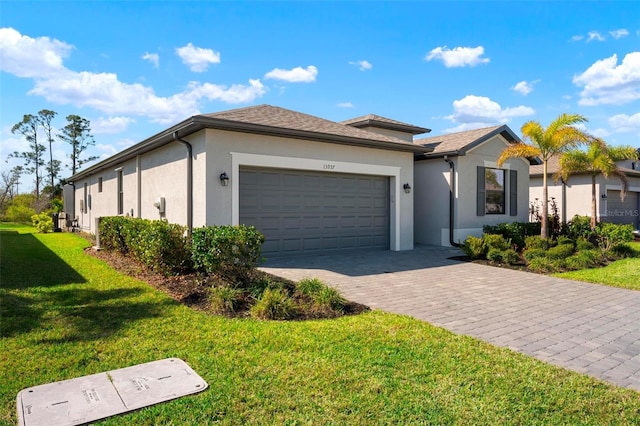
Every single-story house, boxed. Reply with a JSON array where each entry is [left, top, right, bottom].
[[65, 105, 530, 256], [413, 125, 531, 246], [66, 105, 430, 257], [530, 154, 640, 229]]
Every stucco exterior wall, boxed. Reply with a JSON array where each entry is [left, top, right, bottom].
[[203, 129, 416, 250], [530, 172, 640, 225], [415, 135, 530, 246]]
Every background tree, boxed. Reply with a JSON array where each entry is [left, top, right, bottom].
[[38, 109, 58, 190], [497, 113, 592, 239], [10, 114, 46, 208], [558, 141, 639, 230], [58, 115, 98, 176]]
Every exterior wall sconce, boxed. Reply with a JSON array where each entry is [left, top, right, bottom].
[[601, 193, 607, 199], [220, 172, 229, 186], [403, 183, 412, 194]]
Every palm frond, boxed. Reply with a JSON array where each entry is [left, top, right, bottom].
[[496, 143, 541, 166]]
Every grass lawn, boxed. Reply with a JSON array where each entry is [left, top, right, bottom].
[[555, 242, 640, 291], [2, 224, 640, 425]]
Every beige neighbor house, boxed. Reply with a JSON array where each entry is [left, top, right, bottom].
[[413, 125, 532, 247], [65, 105, 431, 257], [529, 154, 640, 230]]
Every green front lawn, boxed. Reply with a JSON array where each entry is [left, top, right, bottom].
[[555, 242, 640, 290], [1, 224, 640, 424]]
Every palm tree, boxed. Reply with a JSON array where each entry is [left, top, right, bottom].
[[557, 141, 639, 230], [497, 113, 592, 239]]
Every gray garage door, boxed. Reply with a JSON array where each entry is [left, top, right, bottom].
[[605, 190, 639, 228], [240, 167, 389, 257]]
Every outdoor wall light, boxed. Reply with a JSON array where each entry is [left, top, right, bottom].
[[403, 183, 412, 194], [601, 193, 607, 199], [220, 172, 229, 186]]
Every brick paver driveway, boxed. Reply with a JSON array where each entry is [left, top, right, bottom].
[[262, 245, 640, 391]]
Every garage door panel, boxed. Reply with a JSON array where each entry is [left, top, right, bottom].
[[240, 167, 389, 257], [606, 191, 639, 228]]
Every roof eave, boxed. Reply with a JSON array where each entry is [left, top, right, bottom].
[[348, 119, 431, 135]]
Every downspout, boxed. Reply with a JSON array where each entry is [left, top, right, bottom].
[[444, 156, 461, 247], [172, 131, 193, 236]]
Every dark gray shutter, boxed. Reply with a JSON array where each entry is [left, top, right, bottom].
[[510, 170, 518, 216], [477, 166, 485, 216]]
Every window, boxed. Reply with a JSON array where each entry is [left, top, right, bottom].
[[485, 168, 505, 214], [98, 177, 103, 193], [117, 170, 123, 215], [477, 167, 517, 216], [83, 183, 88, 213]]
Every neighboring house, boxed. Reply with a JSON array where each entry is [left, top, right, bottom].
[[413, 125, 531, 246], [530, 154, 640, 229], [65, 105, 431, 257]]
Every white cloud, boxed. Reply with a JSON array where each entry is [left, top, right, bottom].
[[571, 35, 584, 42], [425, 46, 489, 68], [609, 113, 640, 133], [175, 42, 220, 72], [92, 116, 136, 134], [445, 95, 535, 129], [264, 65, 318, 83], [0, 27, 72, 78], [336, 102, 354, 108], [573, 52, 640, 106], [610, 29, 629, 39], [349, 60, 372, 71], [512, 80, 539, 96], [587, 31, 605, 42], [1, 29, 266, 125], [591, 128, 611, 138], [142, 52, 159, 68]]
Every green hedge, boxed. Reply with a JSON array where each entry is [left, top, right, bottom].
[[191, 225, 265, 284], [99, 217, 190, 275]]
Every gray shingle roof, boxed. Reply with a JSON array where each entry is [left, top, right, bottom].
[[341, 114, 430, 135], [203, 105, 421, 147], [530, 154, 640, 177], [415, 125, 518, 157]]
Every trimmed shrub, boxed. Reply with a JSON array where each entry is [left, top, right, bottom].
[[312, 286, 347, 314], [565, 250, 601, 270], [546, 243, 575, 260], [487, 248, 520, 265], [461, 236, 485, 259], [192, 225, 265, 284], [31, 213, 53, 233], [523, 248, 546, 262], [575, 237, 595, 251], [209, 285, 243, 314], [483, 234, 511, 251], [564, 215, 593, 240], [250, 288, 297, 320], [525, 235, 553, 251], [483, 222, 541, 250], [606, 243, 638, 260]]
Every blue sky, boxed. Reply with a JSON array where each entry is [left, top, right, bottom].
[[2, 1, 639, 190]]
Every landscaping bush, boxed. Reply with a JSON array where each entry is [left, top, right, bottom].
[[312, 286, 347, 315], [546, 243, 575, 260], [483, 234, 511, 251], [483, 222, 540, 250], [527, 256, 558, 273], [606, 243, 639, 260], [99, 216, 131, 253], [594, 223, 634, 252], [209, 285, 243, 314], [31, 213, 53, 233], [296, 277, 325, 297], [250, 287, 297, 320], [575, 237, 595, 251], [525, 235, 553, 251], [523, 248, 546, 262], [192, 225, 265, 284], [487, 248, 520, 265], [461, 235, 485, 260], [565, 250, 602, 271], [564, 215, 593, 241]]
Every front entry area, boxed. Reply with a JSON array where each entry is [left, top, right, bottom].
[[239, 167, 389, 257]]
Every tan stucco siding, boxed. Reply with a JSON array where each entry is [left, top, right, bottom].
[[204, 129, 415, 250]]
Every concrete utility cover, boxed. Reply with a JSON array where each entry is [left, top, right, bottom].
[[17, 358, 208, 426]]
